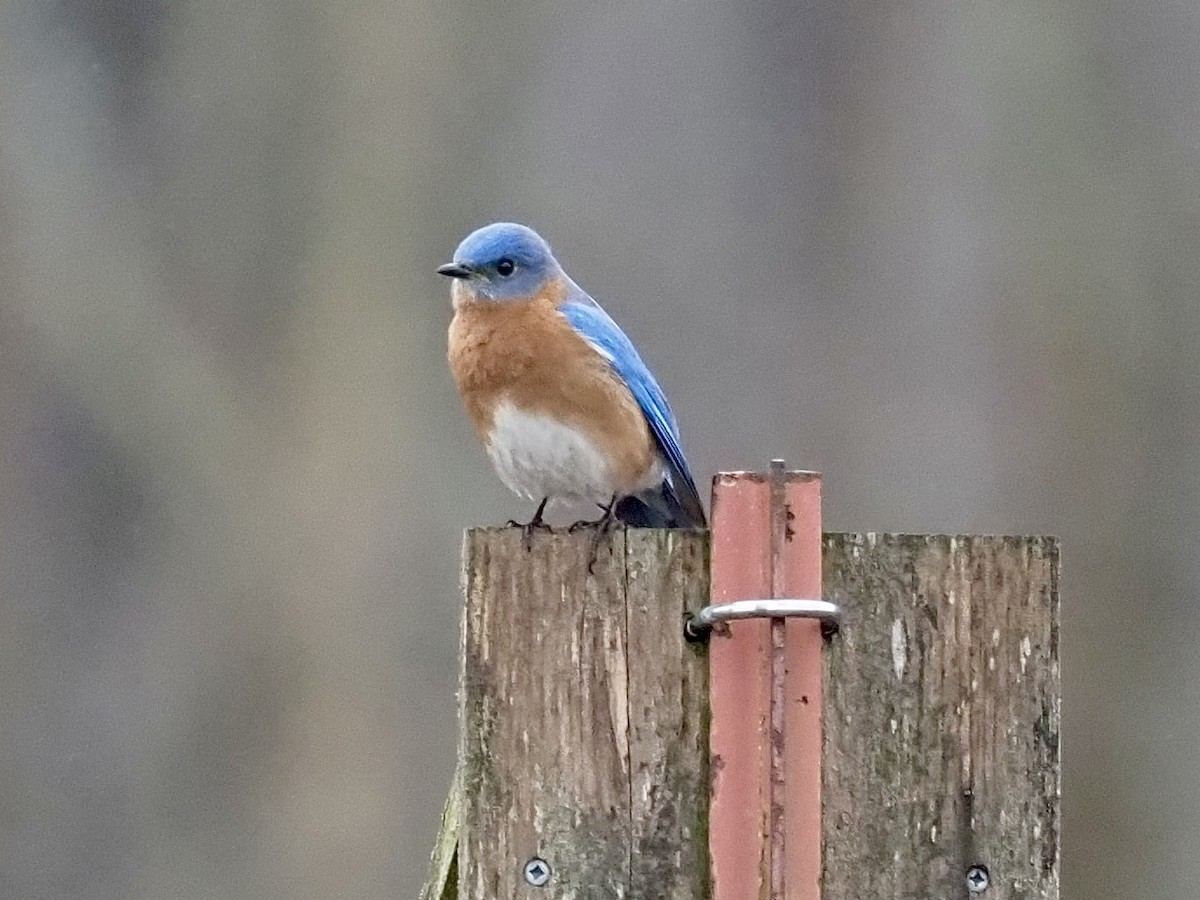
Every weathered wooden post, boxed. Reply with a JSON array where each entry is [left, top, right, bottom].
[[423, 526, 710, 899], [421, 471, 1060, 900], [821, 534, 1060, 899]]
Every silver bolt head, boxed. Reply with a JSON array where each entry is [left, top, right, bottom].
[[523, 857, 551, 887], [966, 864, 990, 893]]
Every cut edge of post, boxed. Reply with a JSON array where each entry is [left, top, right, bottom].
[[418, 763, 462, 900]]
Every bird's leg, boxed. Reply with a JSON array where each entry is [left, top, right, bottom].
[[507, 497, 551, 551]]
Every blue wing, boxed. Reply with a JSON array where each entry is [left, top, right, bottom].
[[560, 294, 706, 527]]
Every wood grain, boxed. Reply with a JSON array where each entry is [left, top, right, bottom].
[[821, 534, 1060, 900], [457, 526, 710, 900]]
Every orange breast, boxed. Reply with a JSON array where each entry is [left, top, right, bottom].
[[447, 294, 657, 493]]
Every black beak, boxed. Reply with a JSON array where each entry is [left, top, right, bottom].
[[437, 262, 473, 279]]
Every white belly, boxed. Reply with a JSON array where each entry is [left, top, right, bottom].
[[485, 401, 623, 504]]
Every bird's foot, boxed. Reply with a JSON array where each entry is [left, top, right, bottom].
[[568, 498, 616, 534], [566, 496, 618, 573], [508, 498, 551, 551]]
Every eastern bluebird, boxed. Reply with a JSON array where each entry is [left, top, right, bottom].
[[440, 222, 706, 545]]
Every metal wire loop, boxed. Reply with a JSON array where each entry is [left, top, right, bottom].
[[684, 598, 842, 642]]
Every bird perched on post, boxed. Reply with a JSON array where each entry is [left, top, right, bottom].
[[440, 222, 706, 551]]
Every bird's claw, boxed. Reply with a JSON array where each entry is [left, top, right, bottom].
[[576, 495, 618, 573], [585, 518, 618, 574], [509, 498, 551, 551], [519, 519, 552, 551]]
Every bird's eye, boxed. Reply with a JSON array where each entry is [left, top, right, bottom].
[[496, 258, 515, 277]]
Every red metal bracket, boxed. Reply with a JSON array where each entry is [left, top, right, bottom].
[[708, 462, 825, 900]]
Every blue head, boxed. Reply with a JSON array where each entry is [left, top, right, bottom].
[[437, 222, 564, 305]]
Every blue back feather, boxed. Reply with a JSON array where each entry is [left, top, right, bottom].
[[560, 294, 706, 527]]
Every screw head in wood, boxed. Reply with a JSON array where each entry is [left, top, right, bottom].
[[965, 864, 990, 893], [523, 857, 551, 887]]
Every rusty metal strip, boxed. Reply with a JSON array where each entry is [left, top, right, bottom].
[[709, 463, 825, 900]]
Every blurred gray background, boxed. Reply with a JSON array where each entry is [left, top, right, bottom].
[[0, 0, 1194, 897]]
